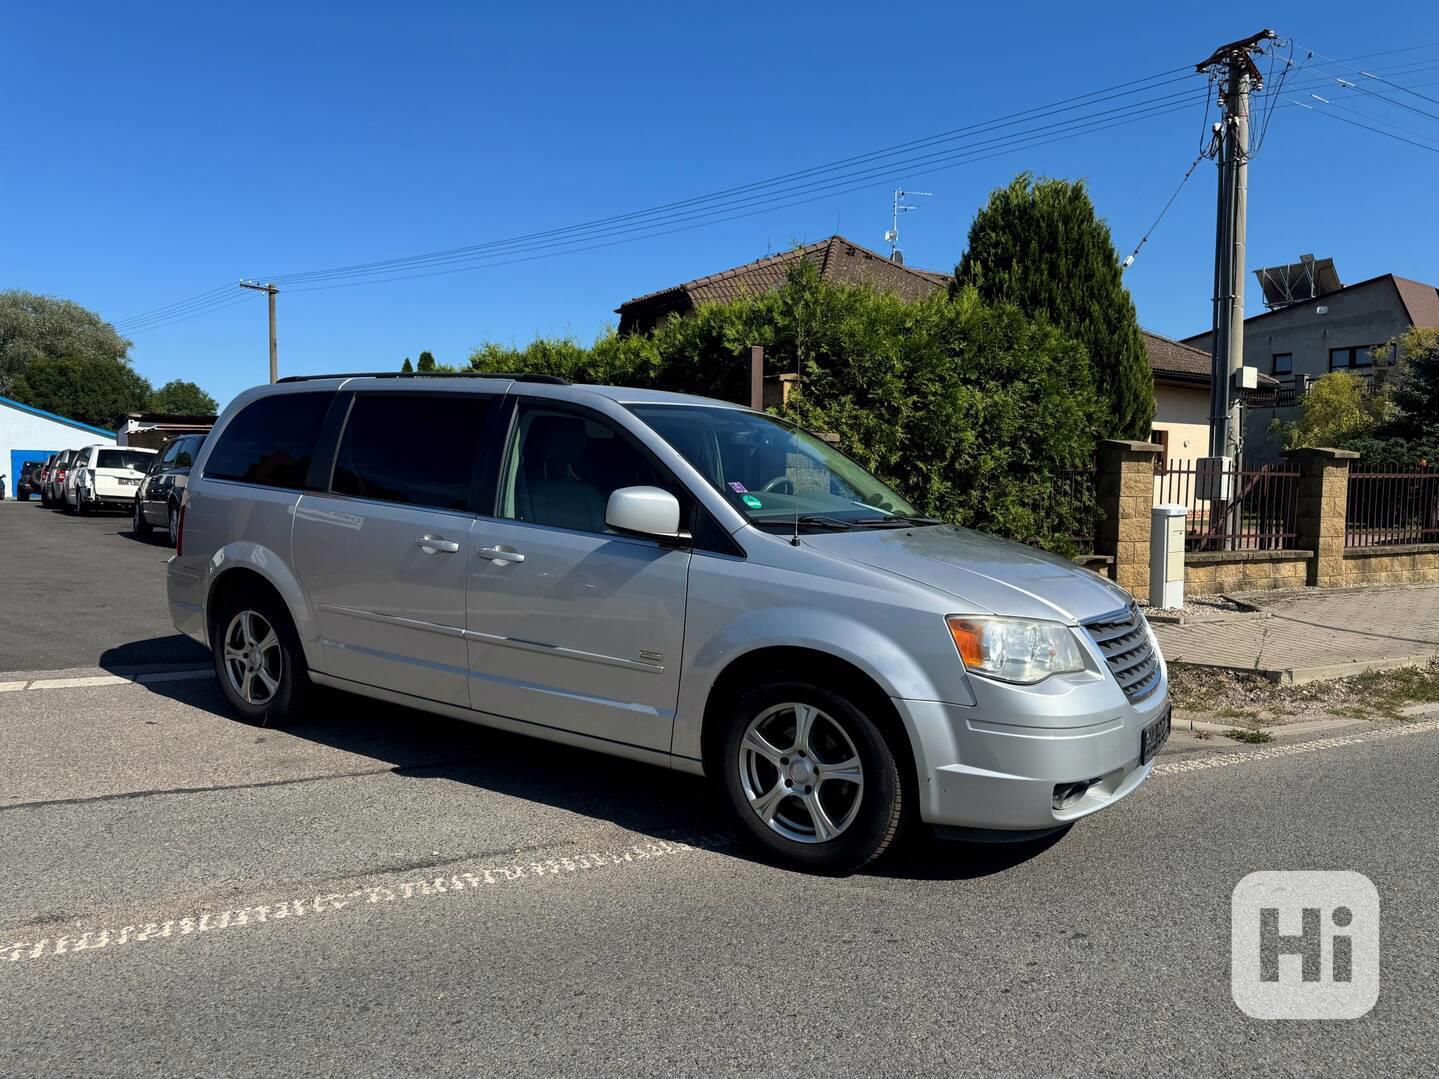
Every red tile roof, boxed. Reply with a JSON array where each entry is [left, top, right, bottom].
[[1142, 329, 1211, 382], [616, 236, 949, 332], [1392, 275, 1439, 328]]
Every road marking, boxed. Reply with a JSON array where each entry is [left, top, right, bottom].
[[1, 836, 713, 967], [1154, 718, 1439, 775], [28, 675, 130, 690], [0, 669, 213, 694]]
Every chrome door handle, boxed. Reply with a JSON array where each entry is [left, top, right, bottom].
[[415, 536, 461, 553], [476, 545, 525, 563]]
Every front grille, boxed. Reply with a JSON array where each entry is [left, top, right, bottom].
[[1084, 604, 1161, 703]]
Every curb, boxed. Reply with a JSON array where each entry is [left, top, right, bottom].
[[1170, 651, 1439, 686]]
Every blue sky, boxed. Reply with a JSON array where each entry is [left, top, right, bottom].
[[4, 2, 1437, 409]]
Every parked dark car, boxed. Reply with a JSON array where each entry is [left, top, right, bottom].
[[134, 433, 204, 545], [16, 459, 47, 501]]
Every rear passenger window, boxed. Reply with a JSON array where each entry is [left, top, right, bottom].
[[332, 394, 488, 511], [205, 392, 334, 490]]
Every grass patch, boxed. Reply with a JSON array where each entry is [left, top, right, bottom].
[[1224, 727, 1273, 744]]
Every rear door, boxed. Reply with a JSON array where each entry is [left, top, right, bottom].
[[93, 448, 153, 501], [464, 398, 691, 752], [142, 440, 181, 523], [292, 391, 497, 706]]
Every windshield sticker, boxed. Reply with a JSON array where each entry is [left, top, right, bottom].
[[741, 494, 763, 509], [728, 481, 748, 493]]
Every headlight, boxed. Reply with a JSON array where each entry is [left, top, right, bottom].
[[946, 615, 1087, 684]]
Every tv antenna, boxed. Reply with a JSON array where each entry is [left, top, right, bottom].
[[885, 188, 932, 264]]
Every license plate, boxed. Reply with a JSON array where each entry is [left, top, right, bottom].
[[118, 477, 140, 486], [1140, 707, 1171, 765]]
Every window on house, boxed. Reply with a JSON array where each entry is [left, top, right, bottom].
[[1151, 428, 1171, 473], [1272, 353, 1293, 376], [1329, 346, 1375, 370]]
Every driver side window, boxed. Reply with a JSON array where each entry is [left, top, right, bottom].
[[499, 403, 677, 535]]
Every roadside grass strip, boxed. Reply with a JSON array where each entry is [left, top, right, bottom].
[[1153, 718, 1439, 775], [2, 837, 714, 966]]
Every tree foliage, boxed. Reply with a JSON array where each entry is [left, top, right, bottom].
[[952, 174, 1153, 440], [469, 263, 1102, 550], [416, 350, 437, 372], [0, 290, 131, 396], [1383, 326, 1439, 443], [1271, 371, 1388, 450], [401, 357, 413, 372], [149, 379, 218, 415], [11, 354, 152, 429]]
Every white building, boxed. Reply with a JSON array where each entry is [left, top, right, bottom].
[[0, 395, 116, 498]]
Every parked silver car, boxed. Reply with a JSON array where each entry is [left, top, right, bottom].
[[169, 374, 1169, 871]]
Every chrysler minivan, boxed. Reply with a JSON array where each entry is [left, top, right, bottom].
[[169, 373, 1168, 872]]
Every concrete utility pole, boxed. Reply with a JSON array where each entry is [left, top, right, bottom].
[[239, 281, 279, 383], [1196, 29, 1275, 460]]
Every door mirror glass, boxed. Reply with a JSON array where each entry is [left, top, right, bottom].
[[605, 486, 681, 539]]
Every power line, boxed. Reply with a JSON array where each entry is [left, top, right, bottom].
[[1290, 38, 1439, 108], [1291, 97, 1439, 153], [119, 40, 1439, 332], [1122, 153, 1206, 270]]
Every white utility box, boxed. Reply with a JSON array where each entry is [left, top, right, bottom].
[[1196, 455, 1234, 501], [1150, 503, 1187, 609]]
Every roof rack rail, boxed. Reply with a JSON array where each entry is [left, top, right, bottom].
[[274, 371, 569, 385]]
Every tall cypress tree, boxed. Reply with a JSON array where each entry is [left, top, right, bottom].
[[416, 350, 436, 372], [952, 174, 1154, 439], [401, 357, 413, 372]]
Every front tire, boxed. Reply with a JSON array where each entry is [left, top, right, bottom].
[[211, 592, 310, 726], [720, 682, 910, 874], [167, 502, 180, 547]]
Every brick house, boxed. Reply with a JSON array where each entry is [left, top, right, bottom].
[[615, 235, 949, 336]]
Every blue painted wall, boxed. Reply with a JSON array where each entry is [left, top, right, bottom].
[[8, 448, 55, 498]]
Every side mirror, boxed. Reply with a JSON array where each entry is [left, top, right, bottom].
[[606, 486, 682, 539]]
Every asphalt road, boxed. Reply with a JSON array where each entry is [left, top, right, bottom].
[[3, 501, 1437, 1077], [0, 500, 206, 672]]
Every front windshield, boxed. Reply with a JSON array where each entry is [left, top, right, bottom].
[[629, 403, 921, 528]]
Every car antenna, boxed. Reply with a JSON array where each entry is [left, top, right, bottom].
[[790, 427, 801, 546]]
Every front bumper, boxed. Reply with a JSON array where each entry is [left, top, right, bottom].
[[894, 669, 1168, 832]]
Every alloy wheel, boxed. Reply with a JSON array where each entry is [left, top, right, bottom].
[[737, 702, 864, 844], [168, 506, 179, 546], [222, 610, 283, 706]]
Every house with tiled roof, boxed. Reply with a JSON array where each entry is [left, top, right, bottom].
[[1141, 330, 1214, 466], [615, 235, 949, 335], [1184, 269, 1439, 459]]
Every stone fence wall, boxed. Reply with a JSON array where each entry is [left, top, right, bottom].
[[1089, 440, 1439, 603]]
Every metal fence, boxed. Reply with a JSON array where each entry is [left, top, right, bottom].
[[1345, 463, 1439, 548], [1153, 459, 1301, 552], [1041, 468, 1098, 555]]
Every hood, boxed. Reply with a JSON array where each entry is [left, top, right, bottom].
[[804, 525, 1133, 624]]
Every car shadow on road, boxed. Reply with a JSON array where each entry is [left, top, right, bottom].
[[117, 644, 1056, 883]]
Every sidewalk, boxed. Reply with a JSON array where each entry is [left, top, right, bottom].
[[1150, 584, 1439, 684]]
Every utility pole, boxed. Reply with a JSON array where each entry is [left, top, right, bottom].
[[1196, 29, 1274, 460], [239, 281, 279, 383]]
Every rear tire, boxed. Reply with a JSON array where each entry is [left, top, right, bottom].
[[62, 494, 76, 515], [133, 497, 152, 538], [167, 503, 180, 547], [211, 591, 309, 727], [18, 491, 28, 502], [719, 681, 910, 874]]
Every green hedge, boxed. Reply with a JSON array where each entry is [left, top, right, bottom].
[[469, 264, 1102, 552]]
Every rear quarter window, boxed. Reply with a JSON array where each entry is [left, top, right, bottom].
[[204, 392, 334, 490]]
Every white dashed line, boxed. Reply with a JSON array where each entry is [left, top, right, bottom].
[[1, 836, 714, 967], [0, 669, 213, 693]]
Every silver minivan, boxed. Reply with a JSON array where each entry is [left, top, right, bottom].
[[169, 374, 1169, 872]]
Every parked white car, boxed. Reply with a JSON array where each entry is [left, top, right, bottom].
[[67, 445, 156, 515]]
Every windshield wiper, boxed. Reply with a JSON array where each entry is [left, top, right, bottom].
[[754, 514, 858, 532]]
